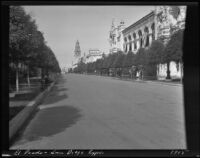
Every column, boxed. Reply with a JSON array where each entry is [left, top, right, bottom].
[[137, 39, 140, 50], [149, 34, 152, 45]]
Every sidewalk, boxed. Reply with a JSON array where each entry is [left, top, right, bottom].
[[85, 73, 183, 87], [115, 77, 182, 86], [9, 81, 56, 144], [9, 74, 61, 143], [9, 84, 42, 120]]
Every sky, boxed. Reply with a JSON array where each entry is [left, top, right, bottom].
[[23, 6, 154, 69]]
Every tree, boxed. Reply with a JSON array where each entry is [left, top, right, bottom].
[[135, 48, 147, 67], [165, 29, 184, 63], [112, 51, 125, 77], [147, 40, 165, 65], [41, 45, 61, 75], [113, 51, 125, 68], [9, 6, 36, 91], [122, 51, 135, 68], [9, 6, 61, 91], [145, 40, 165, 79], [134, 48, 148, 79], [163, 29, 184, 79], [109, 52, 119, 68], [76, 57, 86, 73], [95, 59, 103, 71]]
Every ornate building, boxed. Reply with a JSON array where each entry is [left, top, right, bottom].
[[109, 20, 126, 53], [120, 6, 186, 79], [85, 49, 103, 63], [122, 11, 156, 54], [156, 6, 186, 79], [72, 40, 81, 68]]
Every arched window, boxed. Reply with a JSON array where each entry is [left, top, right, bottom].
[[144, 27, 149, 47], [138, 30, 143, 48], [128, 35, 132, 41], [124, 37, 127, 42], [125, 44, 127, 52], [133, 33, 137, 50], [151, 23, 155, 40], [129, 44, 132, 52], [128, 35, 132, 51]]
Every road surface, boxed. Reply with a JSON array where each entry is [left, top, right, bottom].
[[11, 74, 186, 149]]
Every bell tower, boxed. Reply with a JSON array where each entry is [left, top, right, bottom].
[[74, 40, 81, 58]]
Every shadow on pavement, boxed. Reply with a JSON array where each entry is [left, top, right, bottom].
[[10, 90, 41, 101], [9, 106, 26, 120], [55, 75, 67, 85], [41, 86, 68, 105], [42, 93, 68, 105], [56, 87, 68, 92], [16, 105, 82, 143]]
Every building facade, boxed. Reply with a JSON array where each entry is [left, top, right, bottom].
[[85, 49, 103, 63], [121, 6, 186, 79], [72, 40, 81, 69], [122, 11, 156, 54], [109, 20, 126, 53]]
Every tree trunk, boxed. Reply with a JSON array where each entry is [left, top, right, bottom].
[[16, 66, 19, 92], [27, 66, 30, 87], [157, 64, 159, 80], [141, 69, 143, 80], [181, 62, 183, 83], [166, 62, 171, 79]]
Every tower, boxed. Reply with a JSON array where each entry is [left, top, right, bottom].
[[118, 20, 125, 31], [117, 20, 125, 51], [109, 19, 116, 47], [109, 19, 125, 53], [74, 40, 81, 58], [72, 40, 81, 68]]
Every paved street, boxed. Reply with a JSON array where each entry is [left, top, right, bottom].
[[11, 74, 186, 149]]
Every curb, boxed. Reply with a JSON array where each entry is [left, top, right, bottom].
[[145, 80, 183, 87], [117, 77, 182, 86], [9, 81, 55, 142], [88, 74, 182, 87]]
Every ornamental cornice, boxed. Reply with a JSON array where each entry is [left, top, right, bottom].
[[122, 11, 155, 35]]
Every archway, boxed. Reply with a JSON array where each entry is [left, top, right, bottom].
[[128, 35, 132, 51], [138, 30, 143, 48], [151, 23, 155, 40], [144, 27, 149, 47], [124, 37, 127, 52], [133, 32, 137, 50]]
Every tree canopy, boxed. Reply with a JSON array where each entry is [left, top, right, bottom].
[[122, 51, 135, 68], [164, 29, 184, 63], [113, 51, 125, 68], [146, 40, 165, 65], [135, 48, 147, 66], [9, 6, 61, 74]]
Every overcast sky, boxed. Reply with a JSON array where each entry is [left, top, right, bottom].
[[23, 6, 154, 69]]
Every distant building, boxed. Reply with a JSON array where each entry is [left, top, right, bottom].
[[72, 40, 81, 69], [85, 49, 103, 63], [62, 67, 68, 74]]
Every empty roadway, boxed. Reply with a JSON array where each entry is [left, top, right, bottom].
[[11, 74, 186, 149]]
